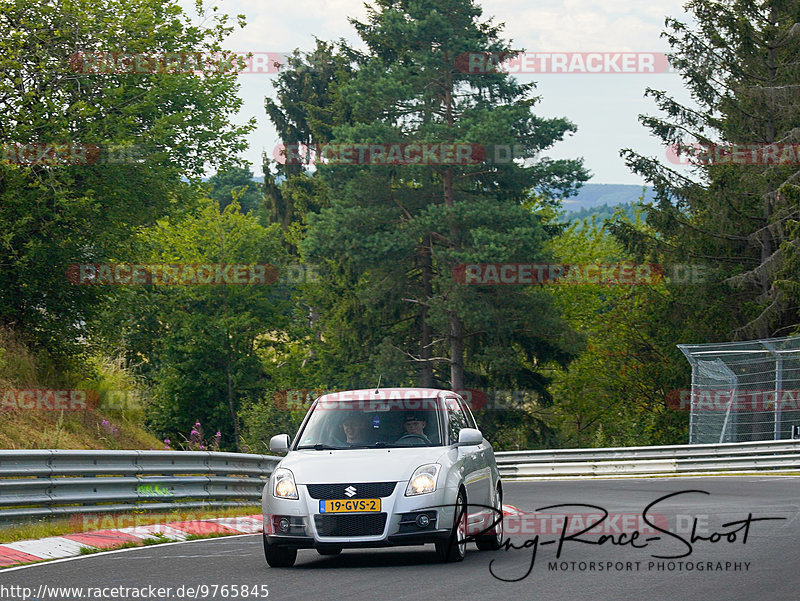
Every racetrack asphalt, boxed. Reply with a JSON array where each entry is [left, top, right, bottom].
[[2, 477, 798, 601]]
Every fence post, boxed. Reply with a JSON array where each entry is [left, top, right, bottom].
[[763, 341, 782, 441]]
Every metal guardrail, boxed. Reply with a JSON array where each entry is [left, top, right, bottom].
[[0, 450, 280, 521], [2, 441, 796, 521], [495, 439, 800, 478]]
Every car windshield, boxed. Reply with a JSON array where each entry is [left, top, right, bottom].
[[295, 397, 443, 449]]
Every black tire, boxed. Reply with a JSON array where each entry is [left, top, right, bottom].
[[435, 488, 467, 562], [476, 484, 503, 551], [316, 547, 342, 556], [263, 534, 297, 567]]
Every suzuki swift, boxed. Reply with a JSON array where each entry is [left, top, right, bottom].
[[261, 388, 503, 567]]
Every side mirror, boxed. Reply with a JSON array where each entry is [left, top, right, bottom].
[[457, 428, 483, 447], [269, 434, 291, 454]]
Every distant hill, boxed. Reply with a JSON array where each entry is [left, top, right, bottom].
[[206, 178, 653, 216], [561, 184, 655, 213], [565, 202, 643, 225]]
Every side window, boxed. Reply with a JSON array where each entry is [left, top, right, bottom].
[[457, 397, 477, 429], [445, 397, 468, 444]]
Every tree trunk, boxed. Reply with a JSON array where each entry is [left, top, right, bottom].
[[418, 236, 434, 387], [757, 7, 778, 338], [442, 62, 465, 389], [443, 165, 465, 389], [225, 336, 242, 452], [449, 312, 464, 391]]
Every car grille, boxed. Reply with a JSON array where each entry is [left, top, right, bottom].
[[306, 482, 397, 499], [314, 513, 388, 537]]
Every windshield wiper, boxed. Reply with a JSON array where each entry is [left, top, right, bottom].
[[297, 442, 426, 450], [296, 444, 342, 450], [349, 442, 405, 448]]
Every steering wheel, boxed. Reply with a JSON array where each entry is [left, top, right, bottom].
[[396, 433, 430, 445]]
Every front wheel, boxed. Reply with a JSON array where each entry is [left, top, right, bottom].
[[436, 488, 467, 562], [263, 535, 297, 567]]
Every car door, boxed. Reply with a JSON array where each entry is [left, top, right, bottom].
[[457, 395, 492, 509], [445, 396, 482, 514]]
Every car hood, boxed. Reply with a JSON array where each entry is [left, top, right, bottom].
[[279, 447, 448, 484]]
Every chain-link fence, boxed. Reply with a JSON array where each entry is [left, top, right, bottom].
[[678, 336, 800, 444]]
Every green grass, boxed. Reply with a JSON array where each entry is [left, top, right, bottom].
[[142, 532, 172, 545], [0, 327, 164, 451], [184, 532, 232, 541]]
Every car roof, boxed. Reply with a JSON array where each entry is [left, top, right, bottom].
[[315, 388, 458, 403]]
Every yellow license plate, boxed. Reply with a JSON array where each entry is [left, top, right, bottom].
[[320, 498, 381, 513]]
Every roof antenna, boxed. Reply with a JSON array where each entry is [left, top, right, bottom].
[[375, 375, 382, 393]]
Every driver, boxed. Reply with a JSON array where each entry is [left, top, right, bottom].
[[398, 412, 431, 444], [341, 413, 371, 445]]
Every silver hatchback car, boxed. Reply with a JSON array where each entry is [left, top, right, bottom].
[[262, 388, 503, 567]]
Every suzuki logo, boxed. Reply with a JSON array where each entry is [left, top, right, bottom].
[[344, 486, 357, 497]]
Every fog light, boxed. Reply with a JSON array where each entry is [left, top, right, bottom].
[[278, 517, 291, 532], [416, 514, 430, 528]]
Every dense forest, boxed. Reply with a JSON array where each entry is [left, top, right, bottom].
[[1, 0, 798, 452]]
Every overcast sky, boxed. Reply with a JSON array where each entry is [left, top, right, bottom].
[[184, 0, 695, 185]]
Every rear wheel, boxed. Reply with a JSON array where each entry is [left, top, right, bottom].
[[436, 488, 467, 562], [476, 484, 503, 551], [263, 534, 297, 567]]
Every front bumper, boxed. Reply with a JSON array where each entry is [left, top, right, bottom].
[[263, 481, 457, 549], [263, 530, 452, 548]]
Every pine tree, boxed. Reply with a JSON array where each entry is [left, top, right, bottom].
[[614, 0, 800, 339], [291, 0, 588, 392]]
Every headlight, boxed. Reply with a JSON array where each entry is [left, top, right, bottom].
[[405, 464, 440, 496], [273, 468, 298, 499]]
